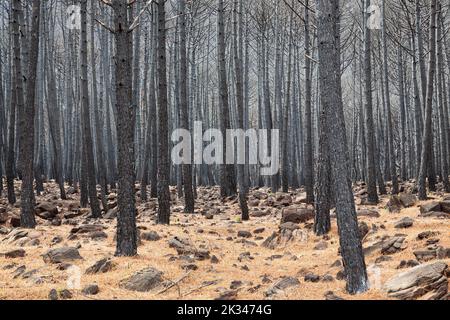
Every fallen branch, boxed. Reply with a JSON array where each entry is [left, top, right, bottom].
[[157, 271, 192, 295], [182, 279, 220, 297]]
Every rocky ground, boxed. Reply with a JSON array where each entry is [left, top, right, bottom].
[[0, 180, 449, 300]]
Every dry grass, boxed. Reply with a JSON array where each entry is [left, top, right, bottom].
[[0, 187, 449, 300]]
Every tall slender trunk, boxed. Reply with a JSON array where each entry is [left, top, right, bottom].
[[217, 0, 237, 197], [157, 0, 171, 225], [80, 0, 101, 218], [304, 0, 314, 204], [382, 0, 398, 194], [179, 0, 194, 213], [315, 0, 368, 294], [417, 0, 437, 200], [111, 0, 137, 256], [233, 0, 249, 220], [363, 0, 378, 204], [18, 0, 41, 228]]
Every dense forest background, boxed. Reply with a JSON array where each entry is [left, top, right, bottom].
[[0, 0, 449, 296]]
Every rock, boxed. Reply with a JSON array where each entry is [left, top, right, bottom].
[[414, 249, 437, 262], [104, 207, 118, 219], [89, 231, 108, 240], [0, 210, 9, 224], [250, 209, 271, 217], [281, 207, 314, 224], [436, 247, 450, 259], [321, 274, 334, 282], [42, 247, 82, 264], [56, 263, 73, 271], [330, 260, 342, 268], [381, 237, 407, 255], [51, 236, 63, 245], [10, 216, 21, 227], [141, 231, 161, 241], [358, 222, 369, 239], [387, 196, 403, 213], [440, 201, 450, 213], [375, 256, 393, 264], [63, 210, 86, 219], [230, 280, 243, 289], [215, 290, 238, 300], [417, 231, 439, 240], [279, 222, 300, 231], [384, 262, 448, 300], [181, 263, 198, 271], [0, 226, 9, 234], [304, 273, 320, 283], [419, 211, 449, 219], [204, 213, 214, 220], [420, 202, 441, 214], [357, 209, 380, 218], [324, 291, 345, 300], [313, 241, 328, 251], [210, 255, 219, 264], [394, 217, 414, 229], [261, 232, 278, 249], [237, 230, 252, 238], [120, 267, 164, 292], [397, 260, 420, 269], [48, 289, 58, 300], [248, 199, 260, 207], [3, 249, 25, 258], [82, 284, 99, 295], [59, 289, 73, 300], [336, 269, 346, 280], [253, 227, 265, 234], [85, 258, 114, 274], [35, 202, 59, 220], [265, 276, 300, 297], [398, 193, 417, 208], [70, 224, 105, 234]]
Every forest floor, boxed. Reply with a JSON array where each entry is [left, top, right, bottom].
[[0, 181, 449, 300]]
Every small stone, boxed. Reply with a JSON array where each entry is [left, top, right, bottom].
[[264, 276, 300, 297], [397, 260, 420, 269], [394, 217, 414, 229], [324, 291, 345, 300], [3, 249, 25, 258], [230, 280, 243, 289], [253, 227, 265, 234], [59, 289, 73, 300], [210, 255, 219, 264], [120, 267, 164, 292], [375, 256, 393, 264], [304, 273, 320, 283], [82, 284, 99, 295], [417, 231, 439, 240], [420, 202, 441, 214], [48, 289, 58, 300], [141, 231, 161, 241], [85, 258, 114, 274], [313, 241, 328, 251], [42, 247, 82, 264], [281, 207, 315, 224], [89, 231, 108, 240], [181, 263, 198, 271], [359, 222, 369, 239], [237, 230, 252, 238], [321, 274, 334, 282], [215, 290, 238, 300]]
